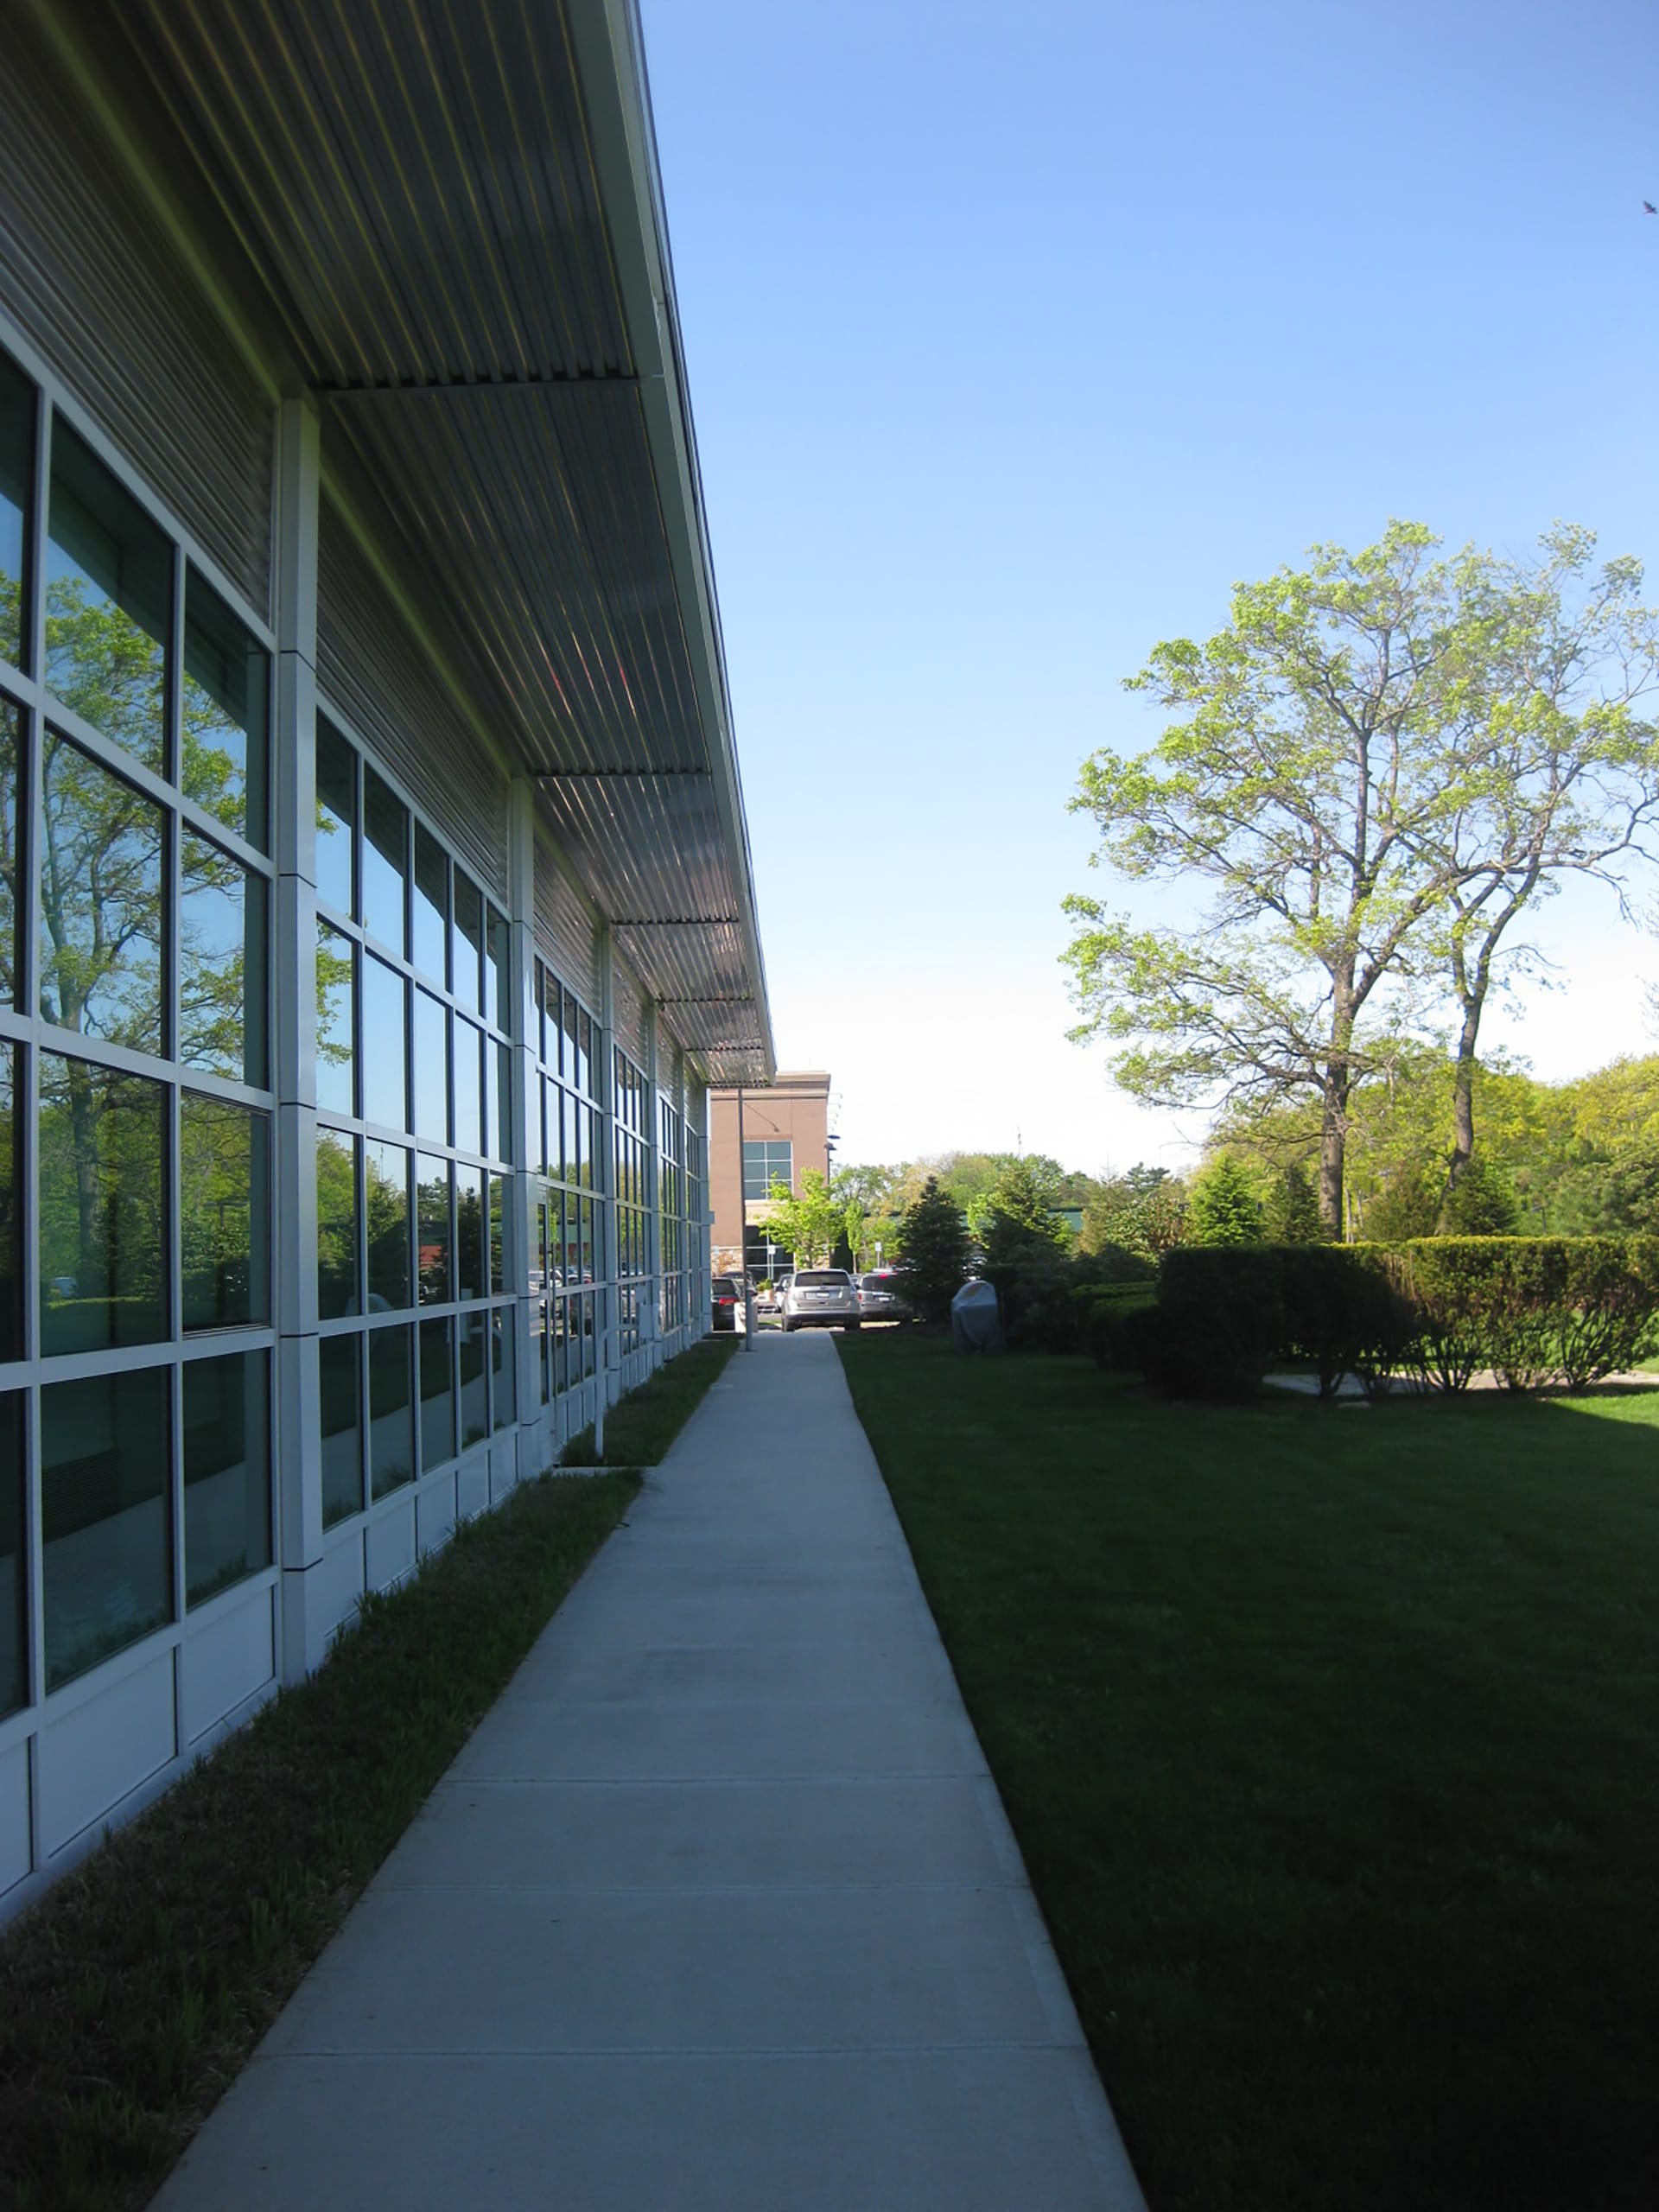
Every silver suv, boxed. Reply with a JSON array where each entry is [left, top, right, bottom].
[[856, 1269, 911, 1322], [780, 1268, 861, 1332]]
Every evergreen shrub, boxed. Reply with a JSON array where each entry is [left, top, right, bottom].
[[1130, 1247, 1285, 1399]]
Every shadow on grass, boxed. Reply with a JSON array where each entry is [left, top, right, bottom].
[[839, 1332, 1659, 2212]]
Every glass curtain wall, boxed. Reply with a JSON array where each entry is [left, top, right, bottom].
[[658, 1092, 684, 1337], [0, 341, 276, 1709], [312, 717, 517, 1519], [613, 1048, 650, 1357], [532, 960, 602, 1404]]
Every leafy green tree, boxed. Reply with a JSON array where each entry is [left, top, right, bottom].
[[761, 1168, 844, 1269], [1080, 1163, 1188, 1259], [976, 1157, 1071, 1274], [1065, 523, 1659, 1236], [1263, 1160, 1325, 1243], [1439, 1154, 1522, 1235], [1186, 1155, 1268, 1246], [1551, 1142, 1659, 1235], [895, 1176, 972, 1323]]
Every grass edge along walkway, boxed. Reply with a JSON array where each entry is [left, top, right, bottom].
[[837, 1331, 1659, 2212], [0, 1469, 639, 2212], [561, 1330, 741, 1466]]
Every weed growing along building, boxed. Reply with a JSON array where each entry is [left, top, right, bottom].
[[0, 0, 772, 1920]]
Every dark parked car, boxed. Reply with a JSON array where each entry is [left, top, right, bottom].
[[856, 1269, 912, 1322], [711, 1274, 744, 1332]]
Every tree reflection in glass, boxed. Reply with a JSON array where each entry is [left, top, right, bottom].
[[459, 1307, 488, 1446], [369, 1324, 413, 1497], [0, 702, 17, 1006], [181, 1093, 270, 1330], [456, 1165, 486, 1301], [316, 1128, 358, 1320], [182, 568, 269, 851], [0, 350, 31, 672], [40, 735, 164, 1053], [38, 1053, 166, 1354], [416, 1152, 452, 1306], [0, 1392, 22, 1718], [491, 1306, 515, 1431], [419, 1316, 455, 1473], [0, 1041, 17, 1364], [316, 922, 355, 1117], [46, 424, 169, 775], [365, 1140, 410, 1310], [180, 830, 267, 1085], [319, 1333, 362, 1528], [41, 1363, 170, 1688], [183, 1350, 270, 1605]]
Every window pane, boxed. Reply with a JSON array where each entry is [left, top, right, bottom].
[[452, 871, 484, 1016], [365, 1140, 410, 1311], [184, 1349, 270, 1606], [361, 768, 407, 954], [453, 1019, 482, 1156], [362, 956, 407, 1133], [0, 1042, 17, 1363], [457, 1165, 486, 1300], [535, 1298, 549, 1405], [419, 1315, 454, 1473], [315, 718, 355, 918], [459, 1309, 488, 1446], [40, 734, 164, 1052], [315, 922, 355, 1116], [491, 1305, 515, 1430], [492, 1039, 512, 1163], [42, 1364, 170, 1689], [183, 568, 269, 850], [543, 1076, 562, 1179], [316, 1127, 359, 1321], [563, 995, 580, 1091], [370, 1323, 413, 1498], [416, 1152, 452, 1306], [39, 1054, 166, 1354], [46, 423, 168, 774], [412, 988, 448, 1145], [181, 1093, 270, 1330], [486, 905, 511, 1032], [0, 352, 31, 672], [0, 701, 17, 1007], [181, 830, 268, 1085], [412, 824, 448, 988], [0, 1393, 22, 1718], [319, 1332, 362, 1527], [489, 1174, 506, 1294]]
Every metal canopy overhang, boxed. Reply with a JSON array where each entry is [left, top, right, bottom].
[[24, 0, 773, 1084]]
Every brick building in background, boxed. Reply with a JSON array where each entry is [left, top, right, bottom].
[[709, 1073, 831, 1277]]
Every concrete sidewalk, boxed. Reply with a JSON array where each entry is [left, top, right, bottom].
[[156, 1332, 1145, 2211]]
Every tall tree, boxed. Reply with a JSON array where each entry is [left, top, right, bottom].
[[976, 1157, 1070, 1274], [895, 1176, 971, 1323], [1064, 523, 1659, 1233]]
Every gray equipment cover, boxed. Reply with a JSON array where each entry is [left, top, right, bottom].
[[950, 1278, 1006, 1355]]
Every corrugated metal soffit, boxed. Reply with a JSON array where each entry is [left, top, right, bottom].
[[316, 496, 510, 902], [536, 846, 601, 1009], [611, 955, 646, 1065], [0, 22, 273, 613]]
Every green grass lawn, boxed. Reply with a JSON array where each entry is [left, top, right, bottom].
[[561, 1332, 741, 1465], [838, 1334, 1659, 2212]]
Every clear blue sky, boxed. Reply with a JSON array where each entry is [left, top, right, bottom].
[[640, 0, 1659, 1173]]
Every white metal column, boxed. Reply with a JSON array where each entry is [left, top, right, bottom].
[[271, 396, 326, 1680]]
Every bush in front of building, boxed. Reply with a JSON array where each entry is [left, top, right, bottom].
[[895, 1177, 973, 1325]]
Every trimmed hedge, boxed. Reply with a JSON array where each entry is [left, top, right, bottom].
[[1092, 1237, 1659, 1399]]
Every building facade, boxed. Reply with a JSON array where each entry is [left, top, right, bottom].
[[709, 1071, 832, 1275], [0, 0, 772, 1921]]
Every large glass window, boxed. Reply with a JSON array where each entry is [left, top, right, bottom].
[[315, 718, 356, 918], [316, 923, 355, 1116], [743, 1139, 793, 1202], [412, 989, 448, 1145], [0, 350, 31, 671], [40, 734, 165, 1052], [412, 824, 448, 988], [182, 568, 269, 851], [452, 872, 484, 1017], [491, 1305, 515, 1432], [361, 956, 407, 1133], [0, 1392, 22, 1719], [0, 699, 17, 1005], [41, 1364, 170, 1688], [369, 1324, 413, 1498], [365, 1140, 410, 1311], [316, 1128, 359, 1321], [45, 424, 170, 775], [319, 1333, 362, 1527], [180, 1094, 270, 1330], [419, 1316, 454, 1473], [416, 1153, 452, 1306], [457, 1166, 486, 1300], [0, 1040, 18, 1363], [361, 769, 407, 955], [180, 830, 268, 1085], [453, 1020, 482, 1156], [183, 1349, 270, 1606], [39, 1054, 166, 1354], [459, 1309, 488, 1446]]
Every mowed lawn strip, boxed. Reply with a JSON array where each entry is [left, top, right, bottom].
[[0, 1471, 639, 2212], [562, 1331, 741, 1465], [838, 1332, 1659, 2212]]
